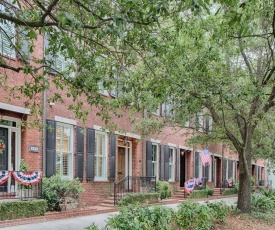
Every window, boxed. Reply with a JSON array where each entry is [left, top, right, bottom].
[[195, 152, 203, 178], [169, 147, 175, 181], [94, 131, 108, 180], [56, 123, 73, 178], [0, 3, 15, 58], [152, 144, 158, 179], [55, 55, 74, 77]]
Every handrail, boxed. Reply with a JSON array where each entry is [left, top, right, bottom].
[[114, 176, 156, 205]]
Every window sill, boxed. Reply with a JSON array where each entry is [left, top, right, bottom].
[[94, 179, 108, 182]]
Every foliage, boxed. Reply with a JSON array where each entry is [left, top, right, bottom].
[[251, 177, 256, 186], [117, 193, 159, 206], [207, 188, 214, 196], [42, 174, 84, 211], [222, 189, 237, 196], [106, 205, 174, 230], [252, 194, 275, 213], [205, 201, 232, 223], [0, 199, 47, 220], [156, 181, 172, 200], [173, 202, 213, 230], [189, 189, 208, 199], [85, 223, 100, 230]]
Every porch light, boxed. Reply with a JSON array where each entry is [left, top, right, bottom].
[[180, 150, 185, 156]]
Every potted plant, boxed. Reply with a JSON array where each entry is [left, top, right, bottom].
[[17, 159, 33, 198]]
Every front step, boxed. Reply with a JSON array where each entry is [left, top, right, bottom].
[[99, 195, 115, 207], [213, 188, 222, 196]]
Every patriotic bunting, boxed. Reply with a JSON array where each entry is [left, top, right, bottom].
[[12, 171, 43, 186], [0, 171, 11, 185], [184, 178, 195, 194], [195, 177, 204, 187]]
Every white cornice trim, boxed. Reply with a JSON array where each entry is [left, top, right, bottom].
[[115, 131, 141, 139], [0, 102, 30, 114], [55, 116, 77, 125]]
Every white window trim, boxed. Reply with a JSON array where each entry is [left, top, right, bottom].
[[56, 122, 74, 179], [168, 147, 175, 182], [55, 116, 77, 126], [94, 130, 108, 181]]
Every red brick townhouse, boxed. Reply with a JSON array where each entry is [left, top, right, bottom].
[[0, 1, 268, 206]]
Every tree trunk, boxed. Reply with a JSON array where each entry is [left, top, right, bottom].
[[237, 150, 252, 213]]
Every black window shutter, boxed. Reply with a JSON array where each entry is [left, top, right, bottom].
[[222, 159, 227, 180], [17, 28, 30, 63], [146, 141, 153, 177], [175, 148, 180, 181], [86, 128, 95, 180], [164, 145, 169, 181], [75, 126, 84, 180], [44, 33, 56, 74], [45, 119, 56, 177], [160, 145, 165, 180], [194, 152, 199, 178], [109, 134, 116, 180]]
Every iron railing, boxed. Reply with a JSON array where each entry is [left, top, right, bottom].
[[0, 177, 42, 201], [114, 176, 156, 205]]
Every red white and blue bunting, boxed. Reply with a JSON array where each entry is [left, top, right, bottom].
[[195, 177, 204, 187], [12, 171, 43, 186], [0, 171, 11, 185], [184, 178, 195, 194]]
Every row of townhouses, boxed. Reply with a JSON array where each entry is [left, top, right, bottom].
[[0, 0, 267, 206]]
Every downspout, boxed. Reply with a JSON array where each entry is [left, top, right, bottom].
[[142, 109, 147, 176], [42, 34, 47, 175]]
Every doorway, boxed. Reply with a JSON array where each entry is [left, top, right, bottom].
[[117, 140, 132, 189], [180, 152, 186, 187]]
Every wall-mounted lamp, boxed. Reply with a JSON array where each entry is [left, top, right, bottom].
[[180, 150, 185, 156], [123, 138, 128, 145]]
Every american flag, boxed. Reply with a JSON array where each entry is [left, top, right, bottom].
[[200, 149, 212, 166]]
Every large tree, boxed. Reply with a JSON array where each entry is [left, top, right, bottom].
[[124, 0, 275, 213]]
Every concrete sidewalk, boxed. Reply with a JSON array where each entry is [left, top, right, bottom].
[[0, 197, 237, 230]]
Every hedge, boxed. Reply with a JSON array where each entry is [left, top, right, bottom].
[[0, 199, 47, 221], [222, 188, 237, 196], [117, 193, 159, 206], [189, 189, 208, 199]]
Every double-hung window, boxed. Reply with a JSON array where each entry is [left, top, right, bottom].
[[0, 3, 16, 58], [152, 144, 158, 179], [169, 147, 175, 181], [56, 123, 73, 178], [94, 131, 108, 181]]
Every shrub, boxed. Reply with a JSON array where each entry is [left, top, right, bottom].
[[106, 205, 174, 230], [189, 189, 208, 199], [207, 189, 214, 196], [205, 201, 231, 222], [222, 188, 236, 196], [117, 193, 159, 206], [42, 174, 85, 211], [173, 202, 213, 230], [85, 223, 100, 230], [252, 194, 275, 212], [0, 199, 47, 220], [156, 181, 171, 200]]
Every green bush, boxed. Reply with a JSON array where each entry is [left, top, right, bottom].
[[107, 205, 174, 230], [156, 181, 172, 200], [222, 188, 237, 196], [117, 193, 159, 206], [205, 201, 231, 222], [207, 189, 214, 196], [189, 189, 208, 199], [0, 199, 47, 220], [42, 174, 84, 211], [173, 202, 213, 230], [252, 194, 275, 212]]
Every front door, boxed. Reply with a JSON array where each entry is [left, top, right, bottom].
[[214, 159, 217, 187], [0, 127, 8, 192], [117, 147, 126, 181], [180, 153, 186, 187]]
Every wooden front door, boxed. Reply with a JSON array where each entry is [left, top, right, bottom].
[[117, 147, 125, 181]]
